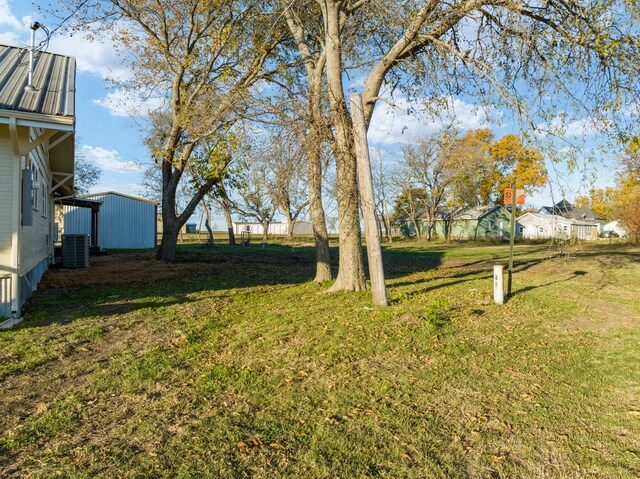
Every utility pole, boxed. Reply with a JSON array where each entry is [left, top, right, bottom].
[[508, 175, 517, 296], [350, 93, 388, 306]]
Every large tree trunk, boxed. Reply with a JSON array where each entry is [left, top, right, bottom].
[[324, 3, 366, 292], [157, 167, 184, 261], [157, 215, 181, 261], [157, 156, 213, 260], [281, 203, 295, 240], [412, 218, 422, 241], [307, 91, 332, 283], [283, 5, 332, 284], [201, 200, 215, 246], [222, 202, 236, 246], [286, 216, 295, 240], [261, 222, 269, 242]]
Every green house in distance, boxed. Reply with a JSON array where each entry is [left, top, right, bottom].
[[401, 205, 514, 241]]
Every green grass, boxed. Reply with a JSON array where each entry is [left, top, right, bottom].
[[0, 241, 639, 478]]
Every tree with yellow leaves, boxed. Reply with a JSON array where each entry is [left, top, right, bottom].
[[489, 135, 548, 205], [575, 187, 617, 222], [614, 175, 640, 243]]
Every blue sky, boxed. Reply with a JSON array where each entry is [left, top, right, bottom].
[[1, 0, 152, 196], [1, 0, 621, 222]]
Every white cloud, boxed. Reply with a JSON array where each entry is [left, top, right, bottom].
[[92, 88, 164, 117], [48, 30, 131, 81], [367, 95, 492, 145], [0, 31, 18, 45], [0, 1, 131, 80], [79, 145, 143, 173], [0, 0, 21, 30], [88, 183, 145, 196], [535, 114, 605, 138]]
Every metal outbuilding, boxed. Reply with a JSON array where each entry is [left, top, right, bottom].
[[64, 192, 157, 249]]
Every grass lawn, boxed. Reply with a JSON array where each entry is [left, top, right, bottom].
[[1, 241, 639, 478]]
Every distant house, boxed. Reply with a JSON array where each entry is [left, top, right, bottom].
[[603, 220, 627, 238], [233, 220, 313, 236], [64, 192, 158, 249], [401, 205, 513, 240], [538, 200, 606, 233], [0, 44, 76, 324], [517, 212, 598, 240]]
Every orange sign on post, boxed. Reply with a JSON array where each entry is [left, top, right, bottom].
[[504, 188, 525, 205]]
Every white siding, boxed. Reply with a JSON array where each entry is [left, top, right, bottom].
[[0, 128, 14, 317], [0, 276, 11, 318], [518, 214, 572, 240], [19, 128, 53, 276], [65, 193, 156, 249], [1, 126, 55, 318], [0, 127, 14, 275]]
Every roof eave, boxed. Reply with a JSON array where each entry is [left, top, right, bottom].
[[0, 109, 74, 131]]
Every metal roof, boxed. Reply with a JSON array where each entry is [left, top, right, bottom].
[[79, 192, 159, 205], [0, 44, 76, 118]]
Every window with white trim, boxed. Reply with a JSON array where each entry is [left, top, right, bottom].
[[31, 164, 39, 211]]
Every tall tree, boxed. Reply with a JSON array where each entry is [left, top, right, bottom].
[[400, 136, 455, 240], [372, 149, 394, 243], [56, 0, 289, 261], [615, 175, 640, 243], [287, 0, 640, 291], [391, 187, 428, 240], [282, 4, 333, 283], [233, 155, 278, 242], [264, 130, 309, 239], [446, 129, 495, 208], [575, 187, 617, 222], [489, 134, 548, 204]]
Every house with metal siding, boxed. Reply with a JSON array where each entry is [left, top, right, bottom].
[[64, 192, 158, 249], [0, 44, 76, 325], [401, 205, 513, 240]]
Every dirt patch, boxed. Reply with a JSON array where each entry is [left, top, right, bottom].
[[565, 299, 639, 333], [43, 252, 224, 288], [0, 318, 145, 431]]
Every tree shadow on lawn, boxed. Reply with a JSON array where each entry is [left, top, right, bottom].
[[509, 270, 588, 297], [386, 256, 556, 305], [389, 255, 546, 290], [14, 243, 444, 329], [10, 243, 561, 329], [11, 245, 318, 330]]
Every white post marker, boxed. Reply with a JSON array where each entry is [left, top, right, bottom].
[[494, 265, 505, 304]]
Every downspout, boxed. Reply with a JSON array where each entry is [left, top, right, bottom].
[[8, 117, 22, 320]]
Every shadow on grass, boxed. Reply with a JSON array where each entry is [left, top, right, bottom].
[[510, 270, 588, 297], [9, 241, 617, 330], [11, 243, 444, 330]]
